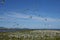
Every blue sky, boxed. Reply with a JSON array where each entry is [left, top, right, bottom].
[[0, 0, 60, 29]]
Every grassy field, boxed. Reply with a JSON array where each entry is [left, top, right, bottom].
[[0, 30, 60, 40]]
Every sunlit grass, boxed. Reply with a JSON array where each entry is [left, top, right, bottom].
[[0, 30, 60, 40]]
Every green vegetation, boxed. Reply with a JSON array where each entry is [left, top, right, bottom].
[[0, 30, 60, 40]]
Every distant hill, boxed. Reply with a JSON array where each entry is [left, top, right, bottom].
[[0, 27, 60, 32], [0, 27, 8, 29], [0, 27, 30, 32], [0, 27, 29, 30]]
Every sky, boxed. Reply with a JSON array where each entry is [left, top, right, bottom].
[[0, 0, 60, 29]]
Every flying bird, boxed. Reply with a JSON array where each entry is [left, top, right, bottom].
[[17, 24, 19, 25], [45, 18, 47, 21], [0, 0, 5, 5], [38, 15, 41, 17], [29, 16, 32, 19]]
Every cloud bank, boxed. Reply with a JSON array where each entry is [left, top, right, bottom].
[[0, 11, 60, 22]]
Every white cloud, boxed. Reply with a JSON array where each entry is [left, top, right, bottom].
[[1, 11, 60, 22], [4, 12, 30, 18], [32, 16, 60, 22]]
